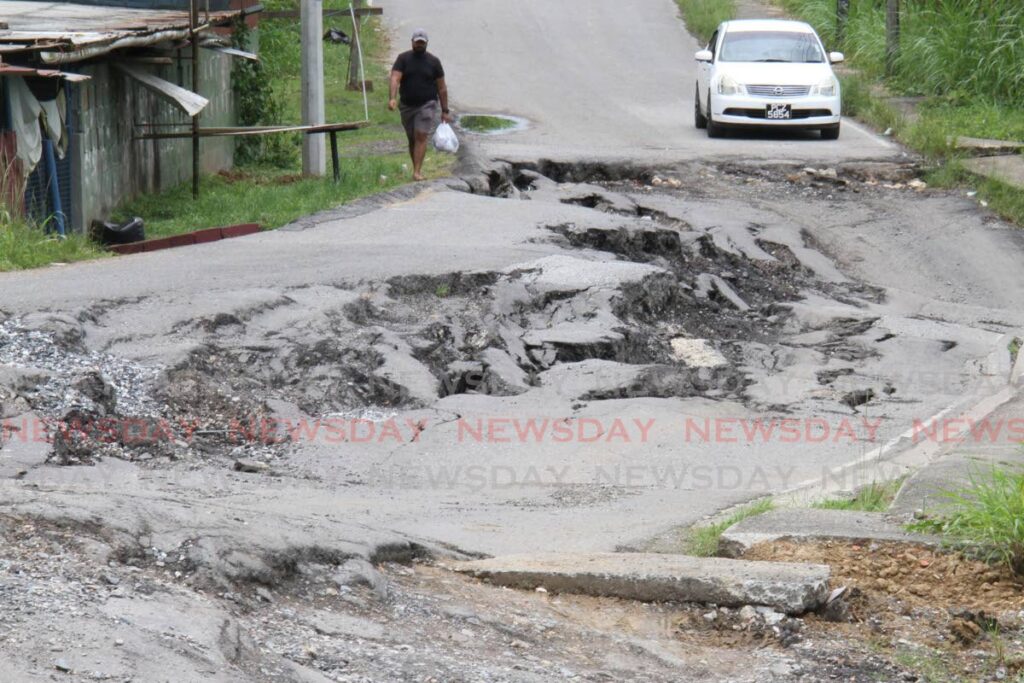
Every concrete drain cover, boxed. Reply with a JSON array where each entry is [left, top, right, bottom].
[[456, 114, 528, 135]]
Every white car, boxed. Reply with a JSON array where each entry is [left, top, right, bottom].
[[694, 19, 844, 139]]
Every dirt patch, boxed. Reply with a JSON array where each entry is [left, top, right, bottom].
[[743, 540, 1024, 681]]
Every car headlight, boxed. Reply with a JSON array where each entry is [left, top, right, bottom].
[[814, 78, 838, 96], [717, 74, 743, 96]]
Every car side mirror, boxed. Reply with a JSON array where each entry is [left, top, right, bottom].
[[695, 49, 713, 62], [829, 51, 845, 64]]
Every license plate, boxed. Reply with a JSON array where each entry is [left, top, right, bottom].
[[766, 104, 792, 120]]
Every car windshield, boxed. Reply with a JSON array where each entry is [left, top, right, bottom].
[[719, 30, 824, 63]]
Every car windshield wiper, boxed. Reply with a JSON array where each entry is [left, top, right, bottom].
[[753, 58, 790, 63]]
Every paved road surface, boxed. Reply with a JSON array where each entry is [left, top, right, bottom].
[[0, 0, 1020, 563], [385, 0, 899, 163]]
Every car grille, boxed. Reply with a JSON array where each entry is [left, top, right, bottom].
[[723, 108, 833, 119], [746, 85, 811, 98]]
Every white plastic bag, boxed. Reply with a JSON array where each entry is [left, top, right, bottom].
[[432, 122, 460, 153]]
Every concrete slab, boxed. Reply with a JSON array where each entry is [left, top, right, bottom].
[[962, 155, 1024, 191], [718, 509, 939, 558], [451, 552, 830, 614], [953, 137, 1024, 157]]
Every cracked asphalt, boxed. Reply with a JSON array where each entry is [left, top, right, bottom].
[[2, 0, 1024, 680]]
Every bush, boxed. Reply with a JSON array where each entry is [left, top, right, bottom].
[[231, 17, 296, 167]]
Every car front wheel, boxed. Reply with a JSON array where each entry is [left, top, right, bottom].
[[821, 123, 840, 140], [694, 85, 708, 129]]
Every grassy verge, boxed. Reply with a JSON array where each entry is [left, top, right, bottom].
[[772, 0, 1024, 227], [685, 498, 773, 556], [673, 0, 735, 44], [1, 216, 108, 272], [910, 466, 1024, 575], [812, 478, 904, 512], [115, 155, 448, 239], [109, 0, 454, 239]]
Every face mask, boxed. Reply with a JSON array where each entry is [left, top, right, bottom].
[[413, 43, 427, 53]]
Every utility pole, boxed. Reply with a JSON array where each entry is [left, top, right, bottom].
[[190, 0, 200, 199], [301, 0, 325, 175], [886, 0, 901, 76]]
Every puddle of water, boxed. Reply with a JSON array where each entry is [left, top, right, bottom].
[[456, 114, 529, 136]]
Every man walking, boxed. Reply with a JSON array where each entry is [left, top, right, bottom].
[[389, 29, 452, 181]]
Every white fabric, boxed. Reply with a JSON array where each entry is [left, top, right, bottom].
[[7, 76, 43, 178]]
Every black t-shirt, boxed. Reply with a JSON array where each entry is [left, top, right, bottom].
[[392, 50, 445, 107]]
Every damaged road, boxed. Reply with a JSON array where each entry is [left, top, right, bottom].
[[3, 0, 1024, 679], [2, 156, 1024, 679]]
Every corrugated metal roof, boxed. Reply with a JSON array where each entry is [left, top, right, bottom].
[[0, 1, 243, 59], [0, 62, 90, 79]]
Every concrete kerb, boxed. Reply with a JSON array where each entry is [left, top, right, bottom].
[[449, 552, 831, 615], [774, 374, 1018, 512]]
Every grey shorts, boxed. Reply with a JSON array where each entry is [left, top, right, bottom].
[[399, 100, 439, 138]]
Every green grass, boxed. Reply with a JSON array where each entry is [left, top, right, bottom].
[[673, 0, 736, 44], [685, 498, 774, 557], [112, 154, 449, 238], [909, 466, 1024, 575], [775, 0, 1024, 103], [812, 478, 904, 512], [0, 215, 107, 272], [458, 115, 517, 134]]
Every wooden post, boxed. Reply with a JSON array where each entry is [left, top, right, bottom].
[[190, 0, 200, 199], [886, 0, 901, 76], [329, 130, 340, 183], [301, 0, 326, 175], [836, 0, 850, 46], [346, 0, 362, 89]]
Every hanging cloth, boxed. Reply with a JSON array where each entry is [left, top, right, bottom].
[[39, 89, 68, 160], [7, 76, 43, 178]]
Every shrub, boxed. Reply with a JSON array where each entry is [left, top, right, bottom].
[[910, 466, 1024, 575]]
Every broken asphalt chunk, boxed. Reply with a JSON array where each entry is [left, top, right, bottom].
[[451, 552, 830, 615]]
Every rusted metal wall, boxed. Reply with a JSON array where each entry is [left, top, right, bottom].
[[71, 48, 235, 232]]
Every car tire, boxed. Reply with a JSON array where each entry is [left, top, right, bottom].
[[694, 85, 708, 129], [821, 124, 840, 140], [706, 94, 724, 138]]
